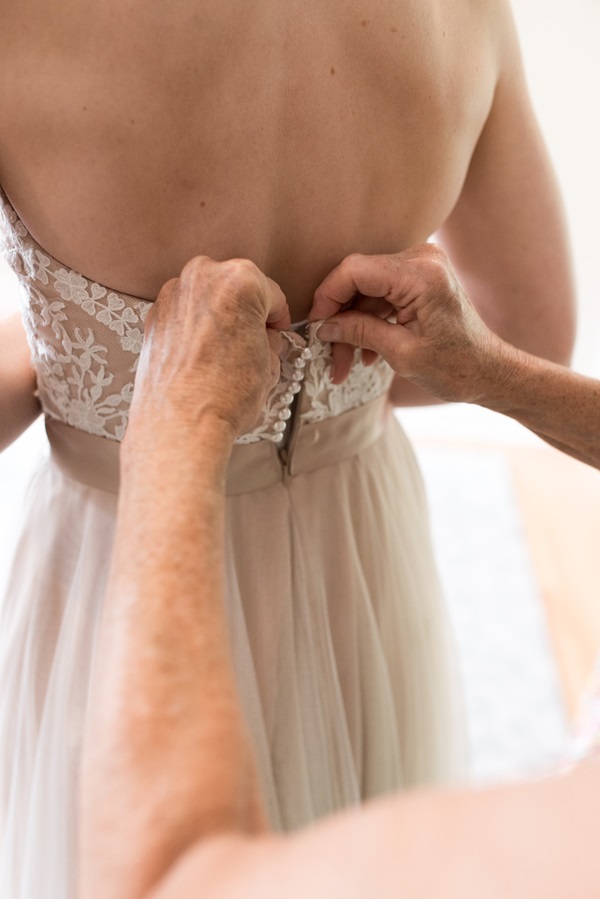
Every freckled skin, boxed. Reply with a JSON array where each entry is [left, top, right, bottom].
[[0, 0, 576, 388]]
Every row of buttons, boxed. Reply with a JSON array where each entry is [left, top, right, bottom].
[[270, 345, 313, 443]]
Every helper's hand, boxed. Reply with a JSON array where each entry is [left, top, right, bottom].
[[313, 244, 505, 403], [130, 256, 291, 438]]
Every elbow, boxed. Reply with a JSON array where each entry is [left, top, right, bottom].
[[499, 304, 576, 369], [534, 283, 578, 367]]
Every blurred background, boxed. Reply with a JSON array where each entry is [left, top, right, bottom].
[[1, 0, 600, 783]]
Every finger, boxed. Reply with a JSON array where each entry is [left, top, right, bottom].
[[331, 342, 356, 384], [351, 297, 390, 369], [319, 291, 390, 381], [318, 311, 413, 366], [352, 295, 394, 318], [310, 254, 397, 322], [149, 278, 180, 329], [265, 278, 292, 331], [361, 349, 380, 367]]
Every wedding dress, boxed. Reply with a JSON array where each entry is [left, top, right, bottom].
[[0, 186, 466, 898]]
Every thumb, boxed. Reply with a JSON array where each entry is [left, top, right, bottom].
[[265, 279, 291, 331], [318, 311, 412, 368]]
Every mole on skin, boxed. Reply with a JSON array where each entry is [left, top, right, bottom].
[[330, 67, 336, 75]]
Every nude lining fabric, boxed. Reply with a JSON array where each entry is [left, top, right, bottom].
[[0, 187, 467, 899], [46, 394, 389, 495]]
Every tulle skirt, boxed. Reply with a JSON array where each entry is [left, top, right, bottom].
[[0, 398, 466, 898]]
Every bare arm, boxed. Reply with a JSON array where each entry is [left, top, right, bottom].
[[152, 759, 600, 899], [438, 2, 575, 362], [469, 345, 600, 469], [390, 1, 576, 406], [0, 313, 40, 450], [79, 257, 289, 899], [81, 417, 267, 899]]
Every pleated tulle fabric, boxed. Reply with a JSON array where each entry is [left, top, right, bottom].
[[0, 462, 115, 898], [0, 412, 466, 898]]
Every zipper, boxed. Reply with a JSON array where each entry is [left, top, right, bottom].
[[277, 389, 302, 470]]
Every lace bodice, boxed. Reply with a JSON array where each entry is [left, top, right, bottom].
[[0, 188, 393, 444]]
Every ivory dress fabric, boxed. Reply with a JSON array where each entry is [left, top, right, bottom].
[[0, 187, 466, 898]]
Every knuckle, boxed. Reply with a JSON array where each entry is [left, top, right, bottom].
[[160, 276, 180, 297], [424, 242, 445, 259], [351, 315, 367, 347], [215, 260, 266, 322], [218, 261, 265, 311], [341, 252, 364, 272], [423, 253, 453, 290], [225, 257, 261, 286], [181, 254, 213, 279], [155, 277, 179, 306]]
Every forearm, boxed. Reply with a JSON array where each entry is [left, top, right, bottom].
[[474, 339, 600, 469], [80, 415, 267, 899], [0, 313, 40, 450]]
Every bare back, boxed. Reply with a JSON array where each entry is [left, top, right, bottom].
[[0, 0, 502, 320]]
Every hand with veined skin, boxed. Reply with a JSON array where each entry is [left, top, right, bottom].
[[129, 256, 291, 442], [312, 244, 507, 403]]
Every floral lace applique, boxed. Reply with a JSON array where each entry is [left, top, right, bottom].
[[1, 188, 393, 446], [0, 191, 152, 441], [299, 322, 394, 424], [32, 251, 149, 364]]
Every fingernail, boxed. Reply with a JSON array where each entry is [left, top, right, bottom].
[[318, 322, 340, 342]]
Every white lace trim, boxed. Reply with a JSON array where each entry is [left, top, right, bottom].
[[1, 189, 393, 445], [300, 323, 393, 425]]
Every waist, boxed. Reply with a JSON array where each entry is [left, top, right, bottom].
[[46, 394, 391, 497]]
